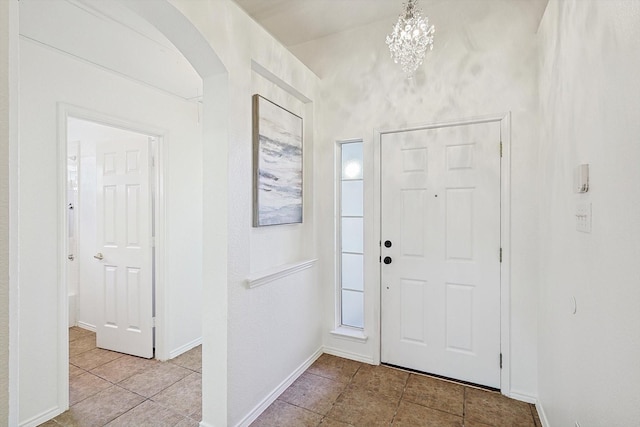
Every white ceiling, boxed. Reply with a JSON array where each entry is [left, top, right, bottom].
[[20, 0, 549, 99], [234, 0, 549, 47]]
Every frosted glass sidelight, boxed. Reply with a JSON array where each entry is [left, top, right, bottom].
[[341, 217, 364, 253], [341, 180, 364, 217], [338, 140, 365, 329], [342, 253, 364, 291], [342, 143, 363, 180], [342, 290, 364, 328]]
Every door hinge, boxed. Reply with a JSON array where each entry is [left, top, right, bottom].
[[152, 317, 156, 327], [499, 247, 502, 263], [500, 353, 503, 369], [500, 141, 503, 157], [379, 256, 382, 263]]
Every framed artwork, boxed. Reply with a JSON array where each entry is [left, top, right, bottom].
[[252, 94, 303, 227]]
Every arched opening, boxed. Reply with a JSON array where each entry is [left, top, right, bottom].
[[14, 0, 228, 425]]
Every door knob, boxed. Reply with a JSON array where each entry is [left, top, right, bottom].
[[383, 256, 392, 265], [384, 240, 392, 248], [93, 252, 104, 260], [68, 254, 74, 261]]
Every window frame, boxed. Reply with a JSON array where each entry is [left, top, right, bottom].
[[335, 139, 365, 331]]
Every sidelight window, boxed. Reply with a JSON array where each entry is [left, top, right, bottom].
[[338, 141, 364, 329]]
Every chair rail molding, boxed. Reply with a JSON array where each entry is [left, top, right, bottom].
[[246, 258, 317, 288]]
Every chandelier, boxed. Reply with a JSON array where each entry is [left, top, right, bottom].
[[385, 0, 435, 76]]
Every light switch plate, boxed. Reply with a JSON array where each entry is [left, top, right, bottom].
[[576, 202, 591, 233]]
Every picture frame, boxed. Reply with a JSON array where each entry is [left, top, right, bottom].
[[252, 94, 303, 227]]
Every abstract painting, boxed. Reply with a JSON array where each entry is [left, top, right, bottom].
[[252, 94, 303, 226]]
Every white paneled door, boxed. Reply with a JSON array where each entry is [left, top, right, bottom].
[[95, 138, 153, 358], [381, 121, 501, 388]]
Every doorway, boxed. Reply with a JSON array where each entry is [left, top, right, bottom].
[[380, 118, 507, 390], [67, 116, 159, 359], [13, 0, 228, 424]]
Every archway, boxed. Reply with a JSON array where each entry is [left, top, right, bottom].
[[12, 0, 230, 425]]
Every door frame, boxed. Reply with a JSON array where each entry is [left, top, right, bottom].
[[56, 103, 168, 410], [373, 113, 512, 396]]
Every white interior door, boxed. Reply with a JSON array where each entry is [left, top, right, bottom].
[[381, 121, 501, 388], [95, 138, 153, 358]]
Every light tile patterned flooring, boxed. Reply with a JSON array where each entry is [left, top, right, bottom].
[[41, 328, 542, 426], [251, 354, 543, 427], [39, 327, 202, 426]]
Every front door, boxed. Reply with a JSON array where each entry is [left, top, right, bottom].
[[95, 138, 153, 358], [380, 121, 501, 388]]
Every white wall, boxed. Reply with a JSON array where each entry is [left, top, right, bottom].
[[537, 1, 640, 425], [14, 0, 321, 425], [292, 0, 541, 399], [170, 2, 321, 424], [18, 36, 203, 424], [0, 0, 11, 423]]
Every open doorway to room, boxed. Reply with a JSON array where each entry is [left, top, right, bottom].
[[66, 117, 159, 359]]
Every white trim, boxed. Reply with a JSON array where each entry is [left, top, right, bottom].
[[56, 105, 71, 414], [168, 336, 203, 360], [334, 138, 365, 331], [499, 112, 512, 396], [251, 60, 312, 104], [536, 401, 551, 427], [372, 128, 382, 366], [376, 114, 508, 136], [76, 321, 96, 333], [330, 326, 368, 343], [234, 347, 324, 427], [323, 346, 375, 365], [246, 258, 317, 288], [18, 406, 63, 427], [508, 390, 537, 404], [374, 113, 512, 393], [152, 132, 169, 361]]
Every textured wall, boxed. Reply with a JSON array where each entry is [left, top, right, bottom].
[[0, 0, 11, 424], [537, 0, 640, 425], [292, 0, 541, 398]]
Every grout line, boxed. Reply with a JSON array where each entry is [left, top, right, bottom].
[[66, 333, 203, 426], [529, 402, 540, 426], [389, 371, 410, 425], [463, 386, 467, 425]]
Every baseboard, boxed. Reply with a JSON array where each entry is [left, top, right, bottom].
[[19, 406, 62, 427], [234, 347, 324, 427], [508, 390, 537, 404], [169, 336, 203, 359], [323, 345, 375, 365], [76, 321, 96, 332], [536, 401, 551, 427]]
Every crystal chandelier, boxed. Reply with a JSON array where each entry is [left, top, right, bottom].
[[386, 0, 435, 76]]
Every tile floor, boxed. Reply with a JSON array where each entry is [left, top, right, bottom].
[[42, 328, 542, 427], [251, 354, 543, 427], [39, 327, 202, 427]]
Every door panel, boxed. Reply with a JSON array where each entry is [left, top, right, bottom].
[[95, 138, 153, 358], [381, 121, 501, 388]]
